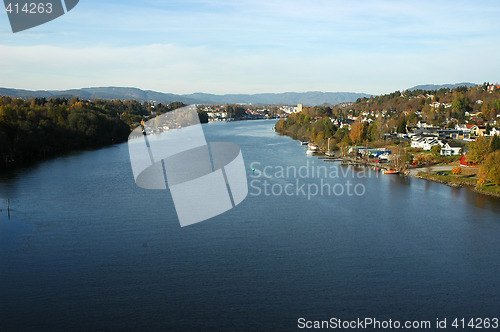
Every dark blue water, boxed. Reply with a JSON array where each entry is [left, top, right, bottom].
[[1, 119, 499, 331]]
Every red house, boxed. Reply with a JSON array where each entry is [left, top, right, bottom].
[[460, 155, 478, 167]]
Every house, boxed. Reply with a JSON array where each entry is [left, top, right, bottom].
[[466, 124, 480, 137], [357, 148, 392, 158], [440, 142, 462, 156], [423, 137, 440, 150], [487, 84, 500, 93], [489, 128, 500, 136], [411, 136, 425, 149], [466, 125, 487, 136], [454, 125, 472, 140], [477, 125, 487, 136], [417, 121, 434, 128], [460, 155, 478, 167], [411, 135, 440, 150]]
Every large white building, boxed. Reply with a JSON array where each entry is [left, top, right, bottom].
[[411, 135, 440, 150]]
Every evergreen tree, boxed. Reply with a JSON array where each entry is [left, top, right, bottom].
[[491, 134, 500, 151]]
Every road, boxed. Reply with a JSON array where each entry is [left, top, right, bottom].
[[407, 165, 455, 177]]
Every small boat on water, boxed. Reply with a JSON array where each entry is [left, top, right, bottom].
[[384, 169, 399, 175], [306, 143, 319, 154], [299, 141, 309, 145]]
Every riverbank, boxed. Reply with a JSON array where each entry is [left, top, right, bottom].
[[308, 149, 500, 198], [415, 170, 500, 197]]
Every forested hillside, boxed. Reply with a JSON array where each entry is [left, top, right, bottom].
[[0, 97, 185, 168]]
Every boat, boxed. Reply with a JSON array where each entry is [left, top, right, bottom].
[[306, 143, 319, 154], [325, 138, 335, 157], [299, 141, 309, 145], [383, 169, 399, 175]]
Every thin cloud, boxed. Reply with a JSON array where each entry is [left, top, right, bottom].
[[0, 0, 499, 94]]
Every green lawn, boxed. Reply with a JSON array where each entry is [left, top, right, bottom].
[[417, 171, 477, 185], [417, 171, 500, 197], [478, 183, 500, 196]]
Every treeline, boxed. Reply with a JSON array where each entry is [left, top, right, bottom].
[[275, 107, 389, 151], [276, 84, 500, 151], [349, 83, 500, 124], [276, 84, 500, 186], [468, 135, 500, 185], [0, 97, 187, 169], [275, 112, 342, 148]]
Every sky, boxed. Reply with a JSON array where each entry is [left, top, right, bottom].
[[1, 0, 499, 95]]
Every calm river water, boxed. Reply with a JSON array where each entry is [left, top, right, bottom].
[[1, 119, 499, 331]]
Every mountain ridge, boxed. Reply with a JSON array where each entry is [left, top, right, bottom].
[[0, 87, 371, 106], [407, 82, 477, 91], [0, 83, 481, 105]]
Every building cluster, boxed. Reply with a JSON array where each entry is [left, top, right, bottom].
[[280, 104, 302, 114], [198, 105, 229, 121], [199, 104, 304, 121], [408, 123, 499, 156]]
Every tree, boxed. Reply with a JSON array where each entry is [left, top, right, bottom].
[[467, 136, 490, 163], [485, 123, 492, 135], [481, 151, 500, 185], [396, 116, 407, 133], [452, 166, 462, 176], [451, 93, 471, 119], [431, 144, 441, 157], [349, 119, 366, 144], [490, 134, 500, 151], [415, 154, 426, 165]]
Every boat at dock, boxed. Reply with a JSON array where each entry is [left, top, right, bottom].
[[306, 143, 319, 154], [299, 141, 309, 145], [325, 138, 335, 157], [383, 169, 399, 175]]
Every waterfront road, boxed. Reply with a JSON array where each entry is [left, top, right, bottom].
[[407, 165, 455, 177]]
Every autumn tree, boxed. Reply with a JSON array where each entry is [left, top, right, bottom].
[[349, 119, 367, 144], [452, 166, 462, 176], [467, 136, 490, 163], [481, 151, 500, 185]]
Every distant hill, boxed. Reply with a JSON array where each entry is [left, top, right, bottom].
[[0, 87, 371, 106], [0, 87, 201, 105], [408, 82, 477, 91]]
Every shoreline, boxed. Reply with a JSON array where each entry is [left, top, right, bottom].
[[310, 151, 500, 199]]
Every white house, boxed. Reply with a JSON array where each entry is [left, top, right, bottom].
[[417, 121, 433, 128], [440, 142, 462, 156], [411, 135, 440, 150], [487, 127, 500, 136]]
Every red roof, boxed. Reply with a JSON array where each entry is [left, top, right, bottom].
[[465, 124, 475, 129]]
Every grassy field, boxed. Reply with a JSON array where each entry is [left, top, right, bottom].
[[417, 169, 500, 197]]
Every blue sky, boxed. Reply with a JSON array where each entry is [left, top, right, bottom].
[[1, 0, 499, 95]]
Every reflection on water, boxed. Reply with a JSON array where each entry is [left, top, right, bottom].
[[451, 186, 462, 200]]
